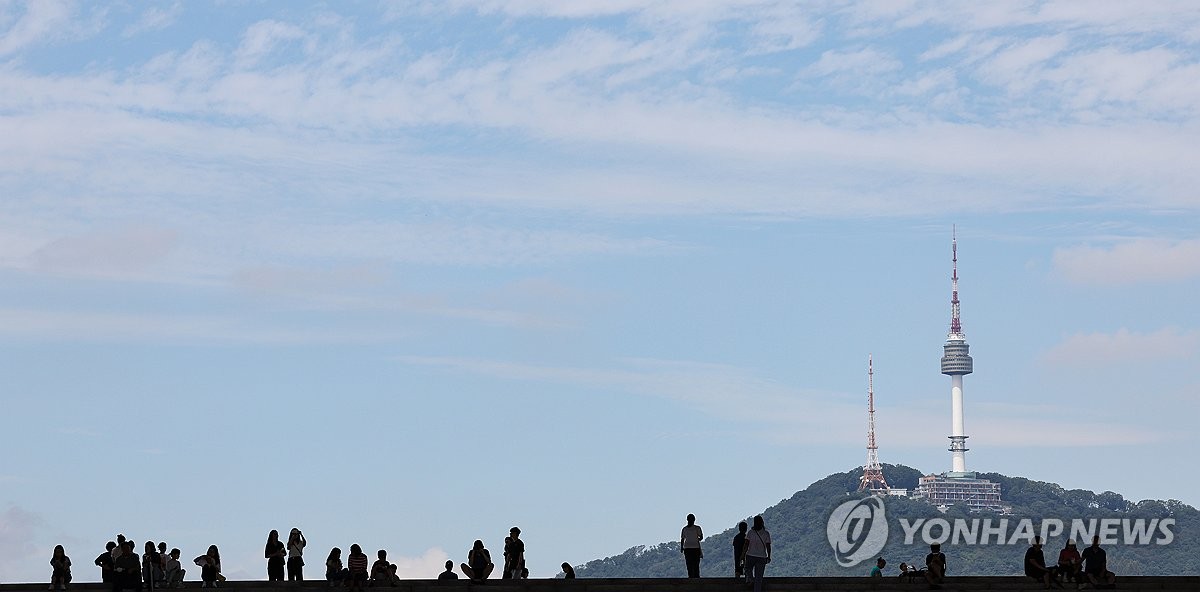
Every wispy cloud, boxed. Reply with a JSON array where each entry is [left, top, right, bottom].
[[1041, 327, 1200, 367], [398, 354, 860, 440], [121, 2, 181, 38], [1052, 239, 1200, 285], [397, 355, 1164, 448], [0, 0, 81, 56], [0, 307, 400, 345], [29, 226, 180, 277]]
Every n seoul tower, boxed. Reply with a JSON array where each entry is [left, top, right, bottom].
[[941, 229, 974, 476]]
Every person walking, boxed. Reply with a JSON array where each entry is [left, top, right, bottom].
[[680, 514, 703, 578], [742, 515, 771, 592]]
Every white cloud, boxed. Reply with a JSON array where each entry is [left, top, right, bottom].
[[1052, 239, 1200, 285], [392, 547, 451, 579], [1041, 327, 1200, 367], [0, 506, 44, 581], [0, 0, 74, 56]]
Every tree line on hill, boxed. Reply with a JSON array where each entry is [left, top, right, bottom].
[[575, 465, 1199, 577]]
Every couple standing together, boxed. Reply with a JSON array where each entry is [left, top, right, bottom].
[[681, 514, 772, 592]]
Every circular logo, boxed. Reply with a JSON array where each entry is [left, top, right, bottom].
[[826, 496, 888, 568]]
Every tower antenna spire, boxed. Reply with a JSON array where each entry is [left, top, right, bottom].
[[950, 225, 962, 336], [859, 354, 889, 492]]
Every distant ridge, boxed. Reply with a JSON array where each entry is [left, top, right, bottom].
[[576, 465, 1200, 577]]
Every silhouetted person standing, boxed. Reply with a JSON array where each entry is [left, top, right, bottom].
[[503, 527, 525, 579], [732, 521, 747, 577], [287, 528, 306, 581], [742, 515, 771, 592], [680, 514, 703, 578], [95, 542, 117, 584], [265, 530, 286, 582]]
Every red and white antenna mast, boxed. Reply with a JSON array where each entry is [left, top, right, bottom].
[[950, 225, 962, 336], [859, 354, 890, 492]]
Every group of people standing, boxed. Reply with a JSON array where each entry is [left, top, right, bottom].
[[681, 514, 773, 592], [87, 534, 194, 591], [265, 529, 307, 582]]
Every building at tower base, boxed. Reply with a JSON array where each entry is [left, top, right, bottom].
[[914, 473, 1002, 511]]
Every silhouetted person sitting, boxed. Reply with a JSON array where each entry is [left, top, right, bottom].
[[114, 542, 141, 592], [561, 563, 575, 579], [164, 549, 186, 588], [459, 540, 493, 582], [1081, 536, 1116, 588], [924, 543, 946, 589], [369, 550, 391, 585], [143, 541, 163, 586], [437, 560, 458, 581], [869, 557, 886, 578], [1024, 536, 1060, 589], [1057, 540, 1082, 584], [325, 547, 346, 587], [194, 544, 222, 588], [347, 545, 369, 592], [898, 562, 924, 581], [50, 545, 72, 591]]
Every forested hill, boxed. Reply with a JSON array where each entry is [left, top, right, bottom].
[[575, 465, 1200, 577]]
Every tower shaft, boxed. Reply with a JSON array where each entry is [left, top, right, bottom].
[[859, 355, 889, 491], [940, 229, 973, 477]]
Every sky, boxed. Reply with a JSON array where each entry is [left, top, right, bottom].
[[2, 0, 1200, 583]]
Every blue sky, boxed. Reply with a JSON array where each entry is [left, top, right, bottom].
[[2, 0, 1200, 583]]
